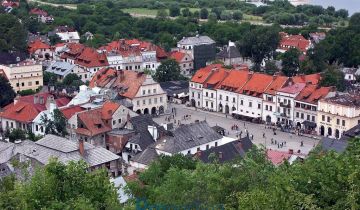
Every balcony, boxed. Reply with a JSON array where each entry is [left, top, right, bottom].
[[279, 102, 291, 108], [274, 112, 290, 118]]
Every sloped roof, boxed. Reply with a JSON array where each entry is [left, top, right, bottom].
[[29, 8, 48, 16], [320, 137, 348, 153], [46, 61, 75, 76], [131, 145, 159, 166], [76, 108, 111, 137], [198, 137, 253, 163], [190, 64, 221, 84], [238, 73, 273, 97], [278, 83, 306, 94], [89, 68, 147, 99], [279, 33, 311, 53], [217, 45, 241, 59], [155, 121, 222, 154], [28, 39, 51, 54], [205, 68, 229, 88], [75, 47, 108, 68], [295, 85, 333, 104], [264, 76, 289, 95], [218, 70, 250, 91], [101, 101, 120, 120], [60, 105, 85, 120], [266, 149, 292, 165], [169, 51, 186, 63], [178, 36, 215, 45], [292, 73, 321, 85]]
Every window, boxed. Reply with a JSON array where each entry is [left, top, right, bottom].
[[211, 93, 214, 98], [154, 98, 158, 104], [148, 98, 152, 104], [192, 92, 194, 97], [226, 96, 229, 101], [206, 101, 208, 106], [219, 95, 222, 100], [249, 102, 252, 107], [153, 89, 156, 93], [137, 100, 140, 106], [215, 142, 218, 147], [307, 115, 310, 121], [327, 116, 331, 123], [206, 92, 208, 97], [211, 102, 213, 108], [113, 120, 116, 125], [16, 83, 19, 87], [206, 145, 209, 149], [300, 113, 304, 119], [160, 97, 163, 102], [312, 116, 315, 122], [142, 90, 145, 95], [240, 100, 243, 105], [143, 100, 146, 105], [270, 106, 272, 111], [183, 64, 186, 67], [197, 147, 200, 151], [265, 105, 268, 110], [148, 89, 151, 94], [322, 115, 325, 121], [296, 112, 299, 118], [36, 125, 38, 131], [342, 120, 345, 126], [21, 82, 24, 87], [258, 104, 261, 109], [337, 119, 340, 125], [197, 93, 200, 99], [233, 98, 235, 103]]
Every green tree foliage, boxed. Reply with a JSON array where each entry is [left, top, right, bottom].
[[169, 4, 180, 17], [5, 128, 26, 142], [18, 89, 37, 96], [43, 72, 58, 86], [220, 10, 232, 21], [281, 48, 301, 77], [264, 60, 280, 75], [319, 65, 346, 91], [232, 10, 243, 21], [0, 75, 16, 107], [128, 140, 360, 209], [0, 160, 120, 209], [154, 59, 182, 82], [181, 8, 191, 17], [0, 14, 27, 52], [157, 8, 168, 20], [41, 109, 69, 137], [62, 73, 84, 87], [200, 8, 209, 19]]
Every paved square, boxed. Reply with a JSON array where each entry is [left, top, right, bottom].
[[154, 103, 320, 155]]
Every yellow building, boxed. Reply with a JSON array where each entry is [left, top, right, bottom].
[[0, 60, 43, 93], [317, 93, 360, 139]]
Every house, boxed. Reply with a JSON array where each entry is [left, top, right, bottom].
[[0, 93, 70, 133], [66, 85, 104, 106], [342, 67, 360, 82], [89, 68, 167, 115], [235, 73, 274, 121], [277, 32, 311, 54], [169, 51, 193, 76], [99, 39, 160, 72], [0, 134, 121, 179], [275, 83, 306, 126], [177, 35, 216, 70], [59, 105, 86, 139], [60, 43, 85, 64], [53, 26, 80, 43], [262, 76, 289, 124], [0, 60, 43, 93], [317, 92, 360, 139], [216, 68, 250, 115], [292, 73, 321, 85], [45, 61, 76, 81], [216, 41, 243, 66], [29, 8, 54, 23], [294, 85, 334, 134], [28, 39, 53, 60], [160, 80, 189, 103], [309, 32, 326, 44], [84, 31, 94, 40], [74, 47, 109, 80], [266, 149, 303, 165], [197, 136, 253, 163]]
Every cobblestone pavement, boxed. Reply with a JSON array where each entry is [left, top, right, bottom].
[[154, 103, 320, 155]]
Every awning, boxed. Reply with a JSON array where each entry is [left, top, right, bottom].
[[302, 120, 316, 128]]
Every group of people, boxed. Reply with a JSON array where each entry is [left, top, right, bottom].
[[271, 138, 287, 149]]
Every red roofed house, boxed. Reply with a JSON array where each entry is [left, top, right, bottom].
[[74, 101, 136, 147], [29, 8, 54, 23], [28, 39, 53, 61], [277, 32, 311, 54], [294, 85, 334, 133], [169, 51, 193, 76], [0, 93, 70, 134], [216, 67, 251, 114], [275, 82, 306, 126], [292, 73, 321, 85], [236, 73, 274, 120], [262, 75, 289, 124], [1, 0, 19, 8], [89, 68, 167, 115], [266, 149, 292, 165], [189, 64, 218, 108]]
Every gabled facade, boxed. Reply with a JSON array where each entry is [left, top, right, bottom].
[[28, 39, 53, 61], [169, 51, 193, 76], [277, 32, 311, 54]]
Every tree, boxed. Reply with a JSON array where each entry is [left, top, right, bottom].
[[264, 60, 280, 75], [157, 9, 168, 20], [169, 4, 180, 17], [0, 14, 27, 52], [153, 59, 182, 82], [281, 48, 301, 77], [43, 72, 58, 86], [62, 73, 83, 87], [182, 8, 191, 17], [41, 109, 68, 137], [232, 10, 243, 21], [220, 10, 232, 21], [319, 65, 346, 91], [0, 75, 16, 107], [5, 128, 26, 142], [200, 8, 209, 19]]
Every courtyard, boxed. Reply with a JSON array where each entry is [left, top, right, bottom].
[[154, 103, 321, 155]]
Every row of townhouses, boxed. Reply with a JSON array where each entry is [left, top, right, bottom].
[[189, 64, 360, 139]]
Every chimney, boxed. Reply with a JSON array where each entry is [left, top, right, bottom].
[[14, 94, 20, 105], [79, 139, 85, 156]]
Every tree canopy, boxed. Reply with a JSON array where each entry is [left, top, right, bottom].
[[0, 75, 16, 108], [153, 59, 182, 82], [0, 14, 27, 52]]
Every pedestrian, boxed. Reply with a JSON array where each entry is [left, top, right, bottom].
[[277, 143, 279, 148], [226, 114, 227, 118], [240, 131, 243, 137], [251, 134, 254, 140], [263, 132, 265, 138], [244, 122, 245, 127], [284, 141, 286, 146], [300, 141, 304, 147], [274, 140, 277, 144], [271, 138, 274, 144]]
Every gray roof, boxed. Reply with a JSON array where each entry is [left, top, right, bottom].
[[216, 46, 241, 59], [320, 137, 348, 153], [160, 80, 189, 96], [155, 121, 223, 154], [46, 61, 75, 76], [0, 134, 119, 167], [131, 145, 159, 166], [178, 35, 215, 46]]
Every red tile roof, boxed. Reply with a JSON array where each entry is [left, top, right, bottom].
[[191, 64, 222, 84], [60, 105, 85, 119], [2, 0, 20, 7], [218, 69, 250, 91], [55, 97, 71, 107], [279, 33, 311, 53], [278, 83, 306, 94], [28, 39, 51, 54], [267, 149, 292, 165], [238, 73, 273, 97], [29, 8, 48, 16], [76, 108, 111, 137], [169, 51, 186, 63], [295, 85, 333, 104], [156, 46, 168, 60], [101, 101, 120, 120], [60, 43, 85, 60], [264, 76, 289, 95], [89, 68, 146, 99], [75, 47, 108, 68], [292, 73, 321, 85], [205, 67, 230, 88]]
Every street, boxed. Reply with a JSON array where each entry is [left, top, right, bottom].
[[154, 103, 320, 155]]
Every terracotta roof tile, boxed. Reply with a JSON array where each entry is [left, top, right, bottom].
[[205, 68, 230, 88], [267, 149, 292, 165], [264, 76, 289, 95], [89, 68, 146, 99], [60, 43, 85, 60], [169, 51, 185, 63], [60, 105, 85, 119], [75, 47, 108, 68], [238, 73, 273, 97], [190, 64, 223, 84], [295, 85, 333, 104], [279, 33, 311, 53], [29, 8, 48, 16], [76, 108, 111, 137], [101, 101, 120, 120], [278, 83, 306, 94], [218, 69, 250, 91], [28, 39, 51, 54], [292, 73, 321, 85], [0, 101, 40, 123]]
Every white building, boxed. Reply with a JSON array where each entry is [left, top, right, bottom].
[[56, 31, 80, 43]]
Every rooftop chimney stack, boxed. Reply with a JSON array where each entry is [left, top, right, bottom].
[[79, 139, 85, 156]]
